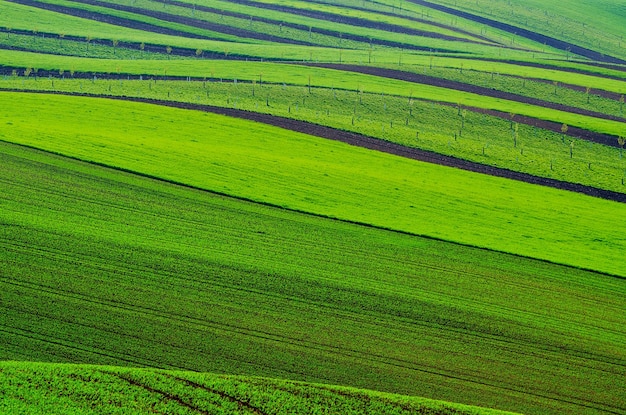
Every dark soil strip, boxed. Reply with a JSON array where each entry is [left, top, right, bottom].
[[154, 0, 497, 48], [405, 0, 626, 65], [66, 0, 314, 46], [4, 89, 624, 203], [216, 0, 479, 50], [151, 0, 473, 52], [302, 63, 624, 148], [6, 0, 214, 40], [468, 57, 626, 82]]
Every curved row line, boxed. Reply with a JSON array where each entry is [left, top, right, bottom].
[[4, 88, 624, 203], [406, 0, 626, 64]]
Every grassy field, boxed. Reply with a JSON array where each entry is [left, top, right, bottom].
[[3, 52, 626, 143], [434, 0, 626, 61], [0, 1, 567, 61], [0, 362, 524, 415], [1, 91, 624, 276], [3, 1, 626, 414], [1, 140, 624, 415], [3, 78, 626, 195]]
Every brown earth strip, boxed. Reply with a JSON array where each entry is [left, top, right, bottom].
[[304, 0, 499, 44], [466, 57, 626, 83], [215, 0, 482, 51], [65, 0, 315, 46], [404, 0, 626, 65], [301, 63, 624, 148], [151, 0, 477, 52], [6, 0, 213, 40], [3, 89, 624, 203]]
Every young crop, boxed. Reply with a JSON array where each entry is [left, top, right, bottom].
[[3, 77, 625, 195], [0, 91, 624, 276], [1, 142, 625, 415], [0, 362, 525, 415], [3, 2, 626, 415]]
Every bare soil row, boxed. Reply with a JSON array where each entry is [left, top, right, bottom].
[[4, 89, 624, 203], [7, 0, 312, 46], [304, 63, 624, 148], [406, 0, 626, 65], [152, 0, 480, 52]]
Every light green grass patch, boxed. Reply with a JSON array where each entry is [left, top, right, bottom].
[[2, 51, 626, 138], [3, 77, 626, 194], [0, 91, 624, 276]]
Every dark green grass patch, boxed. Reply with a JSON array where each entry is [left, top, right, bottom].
[[1, 141, 625, 415], [0, 362, 523, 415], [0, 30, 170, 59]]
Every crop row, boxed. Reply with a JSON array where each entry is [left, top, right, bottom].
[[0, 30, 173, 59], [0, 1, 561, 63], [1, 141, 624, 415], [3, 77, 626, 194], [431, 0, 626, 61], [0, 362, 524, 415], [1, 91, 625, 275]]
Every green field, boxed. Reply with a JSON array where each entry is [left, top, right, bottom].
[[2, 0, 625, 414], [1, 91, 624, 275], [3, 75, 626, 194], [1, 140, 624, 415], [0, 362, 523, 415], [433, 0, 626, 61]]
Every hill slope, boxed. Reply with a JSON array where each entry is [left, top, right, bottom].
[[1, 0, 626, 414], [0, 361, 523, 415], [2, 139, 625, 415]]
